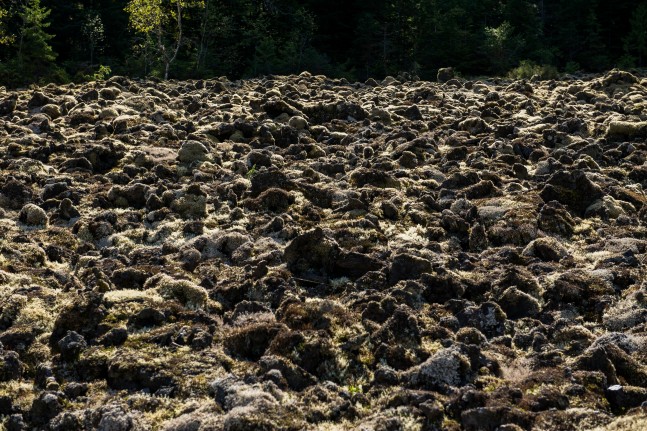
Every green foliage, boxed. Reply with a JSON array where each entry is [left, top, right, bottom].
[[508, 60, 559, 80], [0, 7, 13, 45], [82, 11, 105, 66], [0, 0, 65, 87], [564, 61, 581, 74], [18, 0, 56, 64], [125, 0, 166, 34], [347, 383, 363, 395], [125, 0, 205, 78], [1, 0, 646, 85], [88, 65, 112, 81], [624, 2, 647, 66], [617, 55, 637, 69], [484, 21, 525, 74]]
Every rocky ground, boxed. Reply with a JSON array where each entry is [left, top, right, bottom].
[[0, 69, 647, 430]]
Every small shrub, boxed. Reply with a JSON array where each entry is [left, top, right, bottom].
[[508, 60, 559, 80], [564, 61, 581, 74], [617, 55, 637, 70], [73, 64, 112, 82], [91, 64, 112, 81]]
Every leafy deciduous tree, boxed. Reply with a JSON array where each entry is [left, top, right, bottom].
[[82, 11, 105, 67], [125, 0, 204, 79], [0, 6, 14, 45], [484, 21, 524, 74]]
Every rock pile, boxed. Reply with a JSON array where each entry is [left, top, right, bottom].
[[0, 69, 647, 430]]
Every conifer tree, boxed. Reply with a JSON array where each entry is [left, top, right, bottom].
[[624, 2, 647, 66], [0, 0, 60, 84]]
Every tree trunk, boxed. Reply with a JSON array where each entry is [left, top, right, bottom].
[[197, 0, 210, 72], [165, 0, 183, 80]]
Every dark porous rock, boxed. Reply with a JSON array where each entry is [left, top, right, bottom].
[[404, 347, 472, 390], [245, 187, 295, 213], [0, 395, 12, 415], [1, 178, 34, 210], [540, 170, 604, 216], [224, 322, 287, 361], [178, 140, 210, 164], [29, 392, 63, 427], [82, 143, 125, 173], [522, 237, 569, 262], [458, 117, 492, 135], [28, 91, 54, 108], [57, 330, 87, 360], [544, 269, 615, 309], [249, 168, 293, 197], [107, 353, 176, 392], [461, 407, 534, 431], [170, 185, 208, 219], [18, 203, 48, 227], [349, 167, 401, 189], [538, 201, 576, 237], [111, 267, 150, 290], [63, 382, 89, 399], [605, 384, 647, 412], [333, 251, 382, 279], [128, 307, 166, 329], [2, 72, 647, 430], [456, 302, 507, 338], [49, 292, 106, 348], [0, 350, 23, 381], [498, 287, 540, 319], [258, 355, 317, 391], [107, 183, 150, 209], [389, 253, 432, 284], [98, 327, 128, 347], [284, 227, 340, 277], [437, 67, 455, 83], [421, 272, 465, 303], [0, 95, 17, 115]]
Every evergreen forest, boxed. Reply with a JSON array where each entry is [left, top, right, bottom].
[[0, 0, 646, 86]]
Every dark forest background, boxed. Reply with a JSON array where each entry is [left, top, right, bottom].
[[1, 0, 646, 86]]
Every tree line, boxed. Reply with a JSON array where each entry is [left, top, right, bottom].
[[0, 0, 646, 87]]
